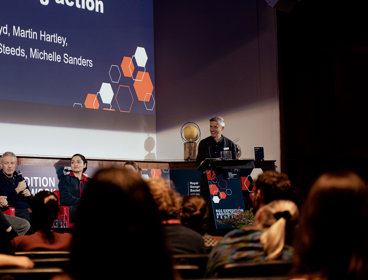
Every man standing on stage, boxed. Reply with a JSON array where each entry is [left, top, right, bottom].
[[196, 116, 237, 234]]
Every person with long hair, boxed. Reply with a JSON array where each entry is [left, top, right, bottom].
[[206, 171, 299, 277], [146, 177, 206, 254], [291, 170, 368, 280], [68, 167, 178, 280], [180, 195, 219, 250], [11, 191, 72, 251]]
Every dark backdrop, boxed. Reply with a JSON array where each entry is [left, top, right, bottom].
[[278, 0, 368, 198]]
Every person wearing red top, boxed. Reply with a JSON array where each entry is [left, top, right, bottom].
[[11, 191, 72, 251], [58, 154, 89, 223]]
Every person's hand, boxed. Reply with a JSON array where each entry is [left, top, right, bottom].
[[0, 254, 34, 268], [15, 180, 27, 194], [0, 196, 8, 208], [22, 189, 31, 197], [12, 256, 34, 268]]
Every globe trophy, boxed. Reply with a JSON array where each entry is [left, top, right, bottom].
[[180, 122, 201, 161]]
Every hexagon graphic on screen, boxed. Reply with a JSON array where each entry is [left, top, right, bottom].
[[133, 72, 153, 102], [212, 196, 220, 204], [150, 169, 162, 177], [84, 93, 99, 109], [109, 65, 121, 83], [121, 56, 134, 77], [99, 82, 114, 105], [219, 192, 227, 199], [209, 184, 219, 195], [115, 85, 134, 113], [134, 47, 148, 68], [144, 92, 155, 111], [207, 170, 216, 180]]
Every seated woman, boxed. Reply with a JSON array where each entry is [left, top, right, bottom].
[[58, 154, 89, 223], [146, 177, 206, 255], [11, 191, 72, 251], [291, 170, 368, 280], [206, 171, 299, 277], [180, 195, 219, 251]]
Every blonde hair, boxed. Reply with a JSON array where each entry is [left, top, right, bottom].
[[146, 177, 182, 217], [254, 200, 299, 260]]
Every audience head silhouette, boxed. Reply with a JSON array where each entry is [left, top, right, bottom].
[[253, 170, 298, 209], [31, 191, 59, 238], [146, 177, 206, 254], [292, 170, 368, 280], [70, 167, 176, 280], [180, 195, 209, 234], [123, 161, 141, 173], [146, 177, 182, 220]]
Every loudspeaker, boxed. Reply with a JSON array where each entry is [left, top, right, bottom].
[[265, 0, 299, 13]]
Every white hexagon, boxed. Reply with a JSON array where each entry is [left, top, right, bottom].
[[212, 196, 220, 204], [99, 82, 114, 104], [134, 46, 148, 67], [250, 168, 263, 180]]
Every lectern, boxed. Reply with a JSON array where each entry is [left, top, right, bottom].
[[198, 159, 255, 231]]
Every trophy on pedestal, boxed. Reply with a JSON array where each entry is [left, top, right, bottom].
[[180, 122, 201, 161]]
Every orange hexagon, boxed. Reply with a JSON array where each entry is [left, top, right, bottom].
[[219, 192, 227, 199], [209, 184, 219, 195], [206, 170, 216, 180], [135, 70, 145, 81], [84, 93, 99, 109], [133, 72, 153, 102], [121, 56, 134, 77], [150, 169, 162, 177]]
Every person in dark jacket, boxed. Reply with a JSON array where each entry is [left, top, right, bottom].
[[196, 117, 237, 233], [0, 152, 32, 222], [58, 154, 89, 223], [196, 116, 237, 167]]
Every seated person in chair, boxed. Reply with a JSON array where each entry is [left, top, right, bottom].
[[67, 167, 178, 280], [206, 171, 299, 277], [146, 177, 206, 255], [291, 171, 368, 280], [58, 154, 89, 223], [0, 152, 32, 222], [180, 194, 219, 251], [11, 190, 72, 251]]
